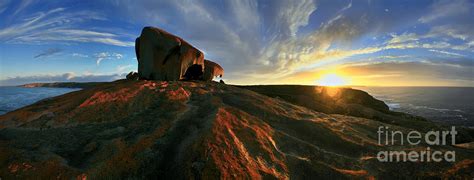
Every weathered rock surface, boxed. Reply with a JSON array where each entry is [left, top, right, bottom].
[[203, 59, 224, 81], [135, 27, 224, 81], [135, 27, 205, 80], [1, 80, 473, 179]]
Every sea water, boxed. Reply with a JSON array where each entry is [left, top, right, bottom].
[[0, 86, 81, 115], [354, 86, 474, 128]]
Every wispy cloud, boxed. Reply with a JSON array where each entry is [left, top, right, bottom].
[[70, 52, 125, 65], [340, 60, 474, 86], [72, 53, 89, 58], [387, 33, 419, 44], [337, 0, 352, 14], [419, 0, 472, 23], [427, 26, 470, 41], [429, 49, 465, 57], [11, 0, 34, 17], [0, 6, 133, 46], [276, 0, 317, 37], [116, 64, 134, 73], [0, 0, 10, 14], [94, 52, 123, 65], [34, 48, 62, 58]]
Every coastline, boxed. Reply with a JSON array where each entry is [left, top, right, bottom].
[[18, 82, 106, 89], [11, 81, 473, 128]]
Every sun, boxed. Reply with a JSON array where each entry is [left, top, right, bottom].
[[315, 73, 350, 86]]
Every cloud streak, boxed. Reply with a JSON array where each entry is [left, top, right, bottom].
[[34, 48, 62, 58], [429, 49, 465, 57], [340, 60, 474, 86], [94, 52, 123, 65], [0, 4, 133, 47], [0, 0, 10, 14], [419, 0, 472, 23]]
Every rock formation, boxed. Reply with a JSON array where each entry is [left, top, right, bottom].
[[203, 59, 224, 81], [126, 72, 139, 80], [135, 27, 223, 81]]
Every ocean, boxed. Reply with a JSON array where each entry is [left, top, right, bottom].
[[0, 86, 81, 115], [0, 86, 473, 128], [354, 86, 474, 128]]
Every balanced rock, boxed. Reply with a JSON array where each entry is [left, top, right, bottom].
[[135, 27, 205, 80], [135, 27, 225, 81]]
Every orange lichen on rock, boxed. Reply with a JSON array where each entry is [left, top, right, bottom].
[[79, 81, 167, 108], [166, 87, 190, 101], [443, 159, 474, 177], [8, 163, 19, 173], [330, 166, 368, 176], [90, 124, 171, 178], [2, 159, 82, 179], [79, 88, 141, 107], [359, 156, 376, 161], [206, 108, 288, 179], [76, 173, 87, 180], [8, 162, 34, 174]]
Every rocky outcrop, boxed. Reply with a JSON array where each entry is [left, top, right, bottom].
[[135, 27, 223, 81], [203, 59, 224, 81], [135, 27, 204, 80], [1, 80, 473, 179]]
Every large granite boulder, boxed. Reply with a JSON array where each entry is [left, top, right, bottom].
[[135, 27, 205, 80], [203, 59, 224, 81]]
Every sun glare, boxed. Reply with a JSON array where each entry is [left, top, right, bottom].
[[315, 73, 350, 86]]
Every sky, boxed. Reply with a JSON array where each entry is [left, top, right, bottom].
[[0, 0, 473, 86]]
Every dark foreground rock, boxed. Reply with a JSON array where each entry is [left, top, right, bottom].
[[1, 80, 473, 179]]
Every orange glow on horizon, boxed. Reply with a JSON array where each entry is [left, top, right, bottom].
[[315, 72, 351, 87]]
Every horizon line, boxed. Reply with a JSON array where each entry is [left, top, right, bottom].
[[2, 81, 474, 88]]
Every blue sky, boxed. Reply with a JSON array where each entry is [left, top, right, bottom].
[[0, 0, 473, 86]]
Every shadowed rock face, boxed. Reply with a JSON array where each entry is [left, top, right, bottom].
[[183, 64, 203, 80], [203, 59, 224, 81], [135, 27, 205, 80]]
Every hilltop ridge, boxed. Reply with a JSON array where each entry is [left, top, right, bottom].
[[1, 80, 473, 179]]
